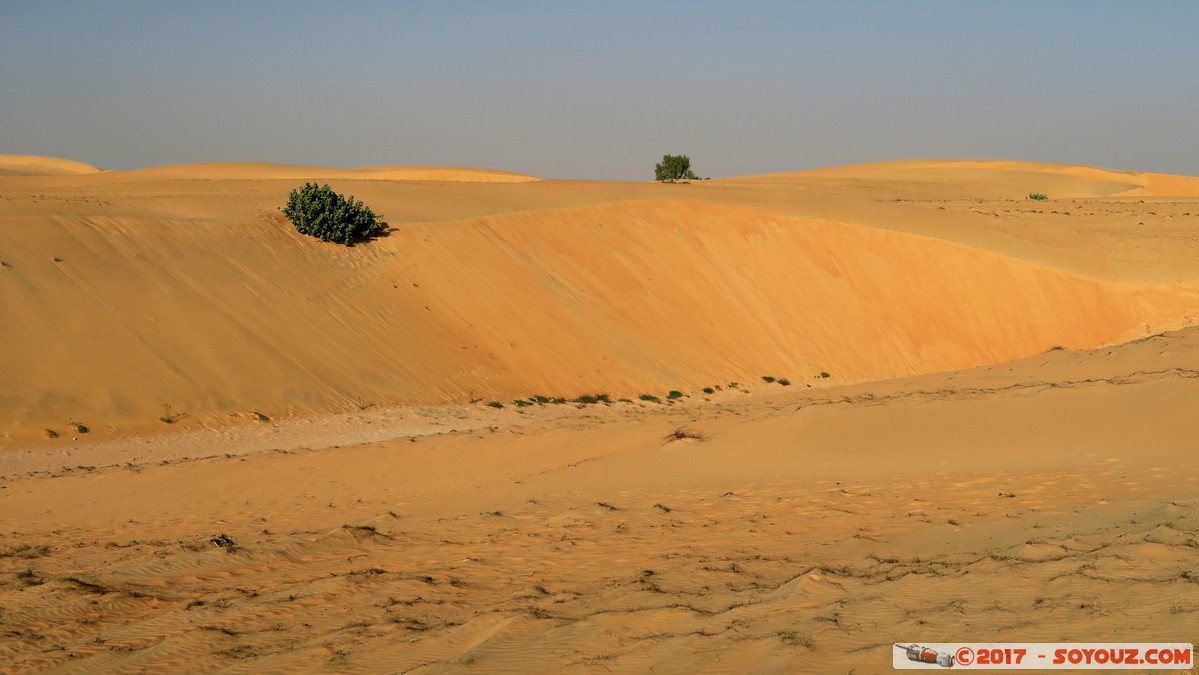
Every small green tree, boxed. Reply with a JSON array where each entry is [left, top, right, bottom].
[[281, 183, 386, 245], [655, 154, 699, 182]]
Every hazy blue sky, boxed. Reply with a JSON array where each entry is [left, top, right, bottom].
[[3, 2, 1197, 180]]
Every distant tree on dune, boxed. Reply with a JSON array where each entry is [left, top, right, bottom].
[[655, 154, 699, 182], [280, 183, 386, 246]]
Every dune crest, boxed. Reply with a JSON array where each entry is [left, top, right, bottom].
[[2, 194, 1196, 440], [722, 158, 1199, 199], [98, 161, 540, 182], [0, 155, 101, 176]]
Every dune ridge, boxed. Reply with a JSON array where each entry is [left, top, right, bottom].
[[0, 155, 101, 176], [3, 196, 1197, 442], [79, 161, 541, 183], [723, 158, 1199, 199]]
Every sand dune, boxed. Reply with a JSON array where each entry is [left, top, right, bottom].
[[3, 191, 1197, 443], [3, 156, 1199, 672], [0, 155, 101, 176], [88, 161, 540, 183], [723, 158, 1199, 199]]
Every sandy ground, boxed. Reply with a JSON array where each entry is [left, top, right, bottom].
[[3, 156, 1199, 672], [3, 329, 1198, 673]]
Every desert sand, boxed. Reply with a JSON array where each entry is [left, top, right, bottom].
[[2, 156, 1198, 673]]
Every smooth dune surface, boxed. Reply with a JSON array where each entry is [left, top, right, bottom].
[[724, 158, 1199, 199], [93, 161, 541, 183], [0, 155, 101, 176], [3, 156, 1199, 673]]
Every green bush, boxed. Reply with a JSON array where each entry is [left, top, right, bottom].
[[761, 376, 776, 383], [574, 394, 610, 404], [819, 371, 830, 379], [281, 183, 386, 245], [654, 155, 699, 182], [639, 394, 661, 402], [1027, 192, 1048, 200], [702, 387, 715, 394], [777, 378, 791, 386], [666, 390, 684, 399]]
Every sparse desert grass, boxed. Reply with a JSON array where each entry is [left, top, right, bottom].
[[777, 378, 791, 386], [486, 401, 504, 408], [249, 411, 270, 422], [44, 428, 59, 439], [0, 544, 51, 559], [342, 524, 378, 533], [663, 426, 705, 443], [1028, 192, 1049, 200], [574, 394, 611, 404], [639, 394, 661, 402], [68, 420, 89, 434], [511, 399, 533, 407], [776, 629, 814, 648], [158, 404, 187, 424], [16, 568, 44, 586]]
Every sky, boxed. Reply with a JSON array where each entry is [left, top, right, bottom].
[[3, 1, 1198, 181]]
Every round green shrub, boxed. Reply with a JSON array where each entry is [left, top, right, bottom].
[[281, 182, 386, 245]]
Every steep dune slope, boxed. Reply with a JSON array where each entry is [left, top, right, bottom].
[[3, 195, 1197, 441]]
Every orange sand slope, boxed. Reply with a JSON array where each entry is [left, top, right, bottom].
[[3, 156, 1199, 442], [2, 326, 1197, 673]]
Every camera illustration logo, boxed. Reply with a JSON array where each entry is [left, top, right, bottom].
[[896, 643, 957, 668]]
